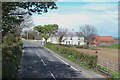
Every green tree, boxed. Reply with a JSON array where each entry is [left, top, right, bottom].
[[2, 2, 57, 37], [34, 24, 58, 43], [2, 2, 58, 78]]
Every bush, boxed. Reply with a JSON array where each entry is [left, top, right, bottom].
[[111, 71, 120, 78], [2, 34, 23, 78], [44, 42, 98, 69], [74, 45, 83, 48], [3, 34, 16, 47]]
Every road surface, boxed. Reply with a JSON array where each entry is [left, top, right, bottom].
[[17, 40, 105, 79]]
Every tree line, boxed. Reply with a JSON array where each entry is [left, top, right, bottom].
[[34, 24, 97, 45]]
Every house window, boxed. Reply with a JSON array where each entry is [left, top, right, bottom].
[[78, 41, 80, 45]]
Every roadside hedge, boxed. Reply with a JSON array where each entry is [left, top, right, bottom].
[[44, 42, 98, 69], [2, 34, 23, 78]]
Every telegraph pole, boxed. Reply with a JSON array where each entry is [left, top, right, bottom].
[[27, 31, 28, 40]]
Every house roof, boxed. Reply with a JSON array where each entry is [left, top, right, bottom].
[[95, 36, 115, 42]]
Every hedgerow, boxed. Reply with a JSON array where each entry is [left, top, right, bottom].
[[2, 34, 23, 78], [44, 42, 98, 69]]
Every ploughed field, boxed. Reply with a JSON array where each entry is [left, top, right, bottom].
[[75, 48, 118, 62], [74, 47, 118, 71]]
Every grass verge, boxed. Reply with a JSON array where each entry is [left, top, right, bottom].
[[44, 42, 98, 70], [44, 42, 120, 78]]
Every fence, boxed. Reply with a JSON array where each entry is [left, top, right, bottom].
[[97, 57, 119, 71]]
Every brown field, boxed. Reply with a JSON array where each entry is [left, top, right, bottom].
[[74, 47, 119, 70], [74, 48, 118, 62]]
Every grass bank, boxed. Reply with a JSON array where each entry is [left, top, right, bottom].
[[44, 42, 120, 78]]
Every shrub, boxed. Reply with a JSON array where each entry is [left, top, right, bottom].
[[2, 34, 23, 78], [3, 34, 16, 47], [111, 71, 120, 78], [74, 45, 83, 49]]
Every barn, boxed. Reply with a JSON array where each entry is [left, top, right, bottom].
[[91, 36, 115, 46]]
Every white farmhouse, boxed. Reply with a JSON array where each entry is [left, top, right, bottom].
[[43, 35, 85, 45]]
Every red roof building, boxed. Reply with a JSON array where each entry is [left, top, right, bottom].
[[90, 36, 115, 46], [95, 36, 114, 43]]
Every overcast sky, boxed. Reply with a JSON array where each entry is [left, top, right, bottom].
[[32, 0, 118, 37]]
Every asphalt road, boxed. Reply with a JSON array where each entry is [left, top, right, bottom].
[[17, 40, 105, 79]]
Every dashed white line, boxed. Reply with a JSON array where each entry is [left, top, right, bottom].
[[41, 59, 47, 66], [49, 70, 56, 80], [35, 50, 56, 79], [35, 51, 47, 67]]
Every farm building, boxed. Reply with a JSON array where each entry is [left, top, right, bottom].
[[43, 35, 85, 45], [91, 36, 115, 46]]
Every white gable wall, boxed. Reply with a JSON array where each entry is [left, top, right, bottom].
[[43, 36, 85, 45]]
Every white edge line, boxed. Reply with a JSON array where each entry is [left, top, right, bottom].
[[22, 49, 24, 53], [53, 54, 80, 72], [54, 54, 94, 78]]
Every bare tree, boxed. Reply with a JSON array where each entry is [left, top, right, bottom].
[[21, 28, 40, 40], [56, 28, 68, 45], [10, 7, 34, 36], [77, 24, 97, 45]]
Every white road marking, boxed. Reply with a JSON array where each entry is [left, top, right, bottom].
[[53, 54, 95, 78], [53, 54, 69, 65], [71, 66, 79, 71], [53, 54, 81, 72], [34, 47, 56, 79], [22, 49, 24, 53], [22, 49, 25, 56], [41, 59, 47, 66], [49, 70, 56, 80], [35, 51, 47, 67]]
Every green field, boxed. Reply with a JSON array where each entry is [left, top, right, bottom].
[[99, 44, 120, 49]]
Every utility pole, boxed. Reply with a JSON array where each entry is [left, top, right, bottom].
[[27, 31, 28, 40]]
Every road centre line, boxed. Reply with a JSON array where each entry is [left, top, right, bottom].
[[34, 48, 56, 79], [31, 42, 82, 78], [30, 42, 81, 73], [35, 50, 47, 67], [49, 70, 56, 80]]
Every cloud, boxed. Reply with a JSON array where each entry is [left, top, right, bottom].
[[32, 2, 118, 37], [58, 0, 119, 2]]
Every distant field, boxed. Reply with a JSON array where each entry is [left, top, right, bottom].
[[99, 44, 119, 49]]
